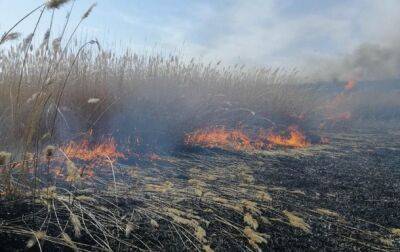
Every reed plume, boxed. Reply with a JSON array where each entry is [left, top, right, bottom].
[[0, 32, 20, 44], [46, 0, 71, 9]]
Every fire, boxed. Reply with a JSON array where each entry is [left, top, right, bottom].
[[184, 127, 252, 151], [324, 79, 357, 126], [62, 138, 124, 162], [344, 80, 357, 91], [266, 126, 310, 148], [60, 137, 124, 178], [185, 126, 311, 151]]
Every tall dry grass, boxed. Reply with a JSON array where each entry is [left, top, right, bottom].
[[0, 44, 318, 149], [0, 2, 399, 250], [0, 0, 398, 155], [0, 19, 317, 156]]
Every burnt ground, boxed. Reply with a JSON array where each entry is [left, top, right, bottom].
[[0, 128, 400, 251]]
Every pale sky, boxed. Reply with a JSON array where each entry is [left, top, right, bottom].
[[1, 0, 399, 76]]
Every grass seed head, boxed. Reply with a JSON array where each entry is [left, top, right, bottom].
[[125, 222, 135, 237], [22, 33, 34, 49], [0, 32, 20, 44], [203, 245, 214, 252], [82, 3, 97, 19], [52, 37, 61, 52], [315, 208, 339, 217], [256, 191, 272, 202], [244, 213, 259, 230], [70, 213, 82, 238], [283, 210, 310, 233], [0, 152, 12, 165], [26, 231, 46, 248], [46, 0, 71, 9], [150, 219, 159, 228], [66, 160, 81, 182], [195, 226, 207, 243], [243, 226, 269, 251], [391, 228, 400, 237], [380, 238, 394, 247], [61, 232, 78, 251]]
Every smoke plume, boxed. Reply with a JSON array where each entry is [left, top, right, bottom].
[[312, 37, 400, 82]]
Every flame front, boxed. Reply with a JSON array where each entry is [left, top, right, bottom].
[[62, 138, 124, 161], [60, 137, 124, 178], [185, 126, 311, 151], [266, 126, 310, 148]]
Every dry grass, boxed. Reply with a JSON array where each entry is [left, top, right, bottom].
[[0, 40, 314, 151], [315, 208, 339, 218], [0, 3, 399, 251], [1, 1, 398, 156], [0, 1, 319, 156], [283, 210, 311, 233], [0, 141, 396, 251]]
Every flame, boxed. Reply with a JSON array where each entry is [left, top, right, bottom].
[[62, 138, 124, 162], [344, 79, 357, 91], [324, 79, 357, 126], [61, 137, 124, 178], [185, 127, 252, 151], [185, 126, 311, 151], [266, 126, 310, 148]]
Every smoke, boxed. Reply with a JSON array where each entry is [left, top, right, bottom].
[[311, 37, 400, 82]]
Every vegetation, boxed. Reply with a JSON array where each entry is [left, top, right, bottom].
[[0, 1, 399, 251]]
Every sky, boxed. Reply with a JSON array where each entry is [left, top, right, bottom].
[[0, 0, 399, 78]]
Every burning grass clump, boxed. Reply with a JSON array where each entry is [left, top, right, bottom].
[[184, 125, 319, 152]]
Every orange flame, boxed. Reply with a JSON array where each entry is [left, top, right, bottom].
[[62, 138, 124, 162], [266, 126, 310, 148], [61, 137, 124, 178], [185, 126, 311, 151], [324, 79, 357, 126], [344, 79, 357, 91]]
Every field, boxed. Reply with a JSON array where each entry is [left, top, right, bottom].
[[0, 128, 400, 251], [1, 1, 400, 251]]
